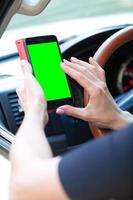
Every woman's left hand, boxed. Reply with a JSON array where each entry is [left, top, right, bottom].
[[16, 60, 48, 125]]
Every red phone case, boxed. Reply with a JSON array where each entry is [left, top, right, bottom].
[[15, 39, 28, 60]]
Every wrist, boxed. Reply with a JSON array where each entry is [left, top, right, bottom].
[[110, 110, 131, 130], [25, 106, 48, 127]]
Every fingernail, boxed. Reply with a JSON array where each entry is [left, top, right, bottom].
[[61, 62, 66, 67], [63, 59, 68, 63], [71, 57, 77, 60], [56, 109, 64, 115]]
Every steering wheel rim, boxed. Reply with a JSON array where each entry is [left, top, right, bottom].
[[86, 26, 133, 137]]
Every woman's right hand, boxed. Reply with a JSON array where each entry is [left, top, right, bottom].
[[56, 57, 129, 130]]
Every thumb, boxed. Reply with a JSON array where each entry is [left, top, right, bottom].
[[89, 57, 101, 68], [20, 60, 32, 77], [56, 105, 86, 120]]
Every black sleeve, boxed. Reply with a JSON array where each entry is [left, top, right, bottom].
[[58, 124, 133, 200]]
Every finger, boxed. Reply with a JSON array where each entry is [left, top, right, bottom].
[[61, 61, 95, 82], [61, 62, 81, 80], [61, 62, 103, 94], [20, 60, 32, 77], [89, 57, 106, 81], [63, 59, 86, 72], [71, 57, 99, 70], [89, 57, 103, 69], [56, 105, 87, 120], [61, 62, 93, 92], [21, 60, 38, 88], [63, 59, 96, 80], [16, 82, 25, 97], [16, 83, 25, 109], [71, 57, 103, 79], [71, 57, 90, 68], [69, 57, 92, 106], [20, 60, 45, 99], [84, 89, 90, 106]]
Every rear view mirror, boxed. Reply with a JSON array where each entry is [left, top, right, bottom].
[[0, 0, 51, 38], [19, 0, 51, 15], [0, 0, 21, 38]]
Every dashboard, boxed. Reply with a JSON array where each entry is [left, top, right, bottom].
[[0, 24, 133, 155]]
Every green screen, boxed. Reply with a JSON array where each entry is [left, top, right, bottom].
[[27, 42, 71, 101]]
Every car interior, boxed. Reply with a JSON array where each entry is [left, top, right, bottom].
[[0, 0, 133, 199]]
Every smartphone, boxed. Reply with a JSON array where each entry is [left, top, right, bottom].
[[20, 35, 73, 109]]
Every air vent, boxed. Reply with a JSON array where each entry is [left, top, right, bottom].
[[8, 92, 24, 127]]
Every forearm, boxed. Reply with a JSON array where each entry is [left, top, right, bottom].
[[10, 109, 52, 171], [9, 111, 67, 200]]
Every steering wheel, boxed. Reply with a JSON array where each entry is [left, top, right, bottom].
[[86, 26, 133, 137]]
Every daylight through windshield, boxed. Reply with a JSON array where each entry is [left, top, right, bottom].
[[7, 0, 133, 30]]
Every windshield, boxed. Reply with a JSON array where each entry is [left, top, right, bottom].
[[0, 0, 133, 79], [7, 0, 133, 30]]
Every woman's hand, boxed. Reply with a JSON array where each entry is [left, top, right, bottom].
[[56, 57, 129, 130], [16, 60, 48, 126]]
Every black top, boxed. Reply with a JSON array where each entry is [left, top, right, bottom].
[[59, 124, 133, 200]]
